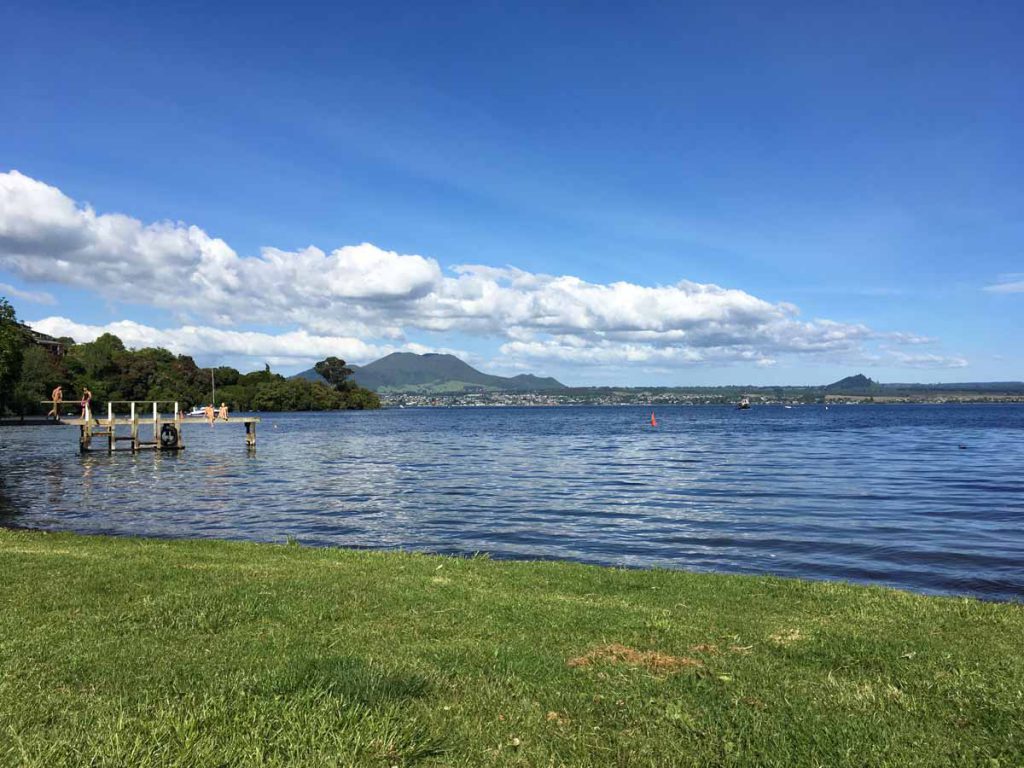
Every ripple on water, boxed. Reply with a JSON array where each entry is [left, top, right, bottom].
[[1, 404, 1022, 600]]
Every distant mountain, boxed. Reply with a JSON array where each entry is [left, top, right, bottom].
[[822, 374, 1024, 397], [825, 374, 879, 393], [292, 353, 564, 394]]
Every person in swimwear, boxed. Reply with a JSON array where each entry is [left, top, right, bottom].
[[47, 385, 63, 421], [80, 387, 92, 419], [204, 403, 215, 427], [218, 402, 228, 421]]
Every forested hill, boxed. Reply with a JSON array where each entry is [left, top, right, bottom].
[[293, 352, 565, 394], [0, 318, 380, 415]]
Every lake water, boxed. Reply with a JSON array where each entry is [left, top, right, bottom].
[[1, 405, 1022, 601]]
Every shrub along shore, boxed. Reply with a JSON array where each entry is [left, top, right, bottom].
[[1, 529, 1021, 766]]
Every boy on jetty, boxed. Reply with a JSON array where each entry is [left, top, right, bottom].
[[47, 385, 63, 421]]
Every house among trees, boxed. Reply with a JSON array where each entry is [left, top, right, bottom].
[[17, 323, 67, 357]]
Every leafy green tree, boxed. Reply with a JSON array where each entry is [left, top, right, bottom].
[[313, 356, 379, 409], [0, 298, 26, 415], [314, 357, 354, 388], [341, 387, 381, 410], [1, 326, 379, 415], [13, 345, 68, 416], [238, 367, 278, 387], [211, 366, 240, 387], [214, 383, 251, 411], [65, 333, 127, 402]]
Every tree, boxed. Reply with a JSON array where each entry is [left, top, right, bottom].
[[13, 344, 67, 416], [342, 387, 381, 410], [314, 357, 354, 388], [0, 298, 25, 415], [211, 366, 240, 387], [64, 332, 127, 401], [312, 356, 379, 409], [0, 324, 380, 415]]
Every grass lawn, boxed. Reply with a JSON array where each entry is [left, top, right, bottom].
[[1, 529, 1021, 767]]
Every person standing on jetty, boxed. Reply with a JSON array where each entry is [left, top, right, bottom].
[[47, 385, 63, 421], [204, 403, 215, 427], [218, 402, 228, 421], [80, 387, 92, 421]]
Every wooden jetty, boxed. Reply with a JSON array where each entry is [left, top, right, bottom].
[[44, 400, 260, 453]]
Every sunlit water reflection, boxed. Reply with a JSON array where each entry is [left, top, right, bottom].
[[1, 405, 1022, 600]]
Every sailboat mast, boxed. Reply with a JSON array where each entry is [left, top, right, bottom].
[[211, 370, 216, 405]]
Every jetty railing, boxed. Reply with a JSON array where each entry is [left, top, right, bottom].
[[41, 400, 259, 453]]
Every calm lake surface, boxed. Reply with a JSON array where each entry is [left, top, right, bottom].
[[1, 405, 1022, 600]]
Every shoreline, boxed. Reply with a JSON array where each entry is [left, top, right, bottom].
[[3, 520, 1017, 605], [3, 528, 1021, 765]]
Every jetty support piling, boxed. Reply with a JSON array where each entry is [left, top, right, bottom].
[[107, 402, 114, 453]]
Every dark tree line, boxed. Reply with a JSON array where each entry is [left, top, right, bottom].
[[0, 297, 379, 416]]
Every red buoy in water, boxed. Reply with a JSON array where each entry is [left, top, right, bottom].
[[650, 411, 658, 427]]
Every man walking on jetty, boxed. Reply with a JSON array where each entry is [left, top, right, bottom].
[[204, 403, 215, 427], [47, 385, 63, 421]]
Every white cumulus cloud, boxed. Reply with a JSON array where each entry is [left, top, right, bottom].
[[0, 170, 969, 372], [27, 316, 394, 364]]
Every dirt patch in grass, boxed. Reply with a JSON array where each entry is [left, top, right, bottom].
[[689, 643, 719, 654], [545, 710, 571, 726], [768, 628, 804, 645], [567, 643, 703, 672]]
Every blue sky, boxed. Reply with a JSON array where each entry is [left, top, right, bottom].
[[1, 0, 1021, 385]]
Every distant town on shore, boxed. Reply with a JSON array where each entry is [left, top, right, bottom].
[[295, 353, 1024, 407], [4, 308, 1023, 417]]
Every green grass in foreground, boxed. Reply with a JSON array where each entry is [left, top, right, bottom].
[[1, 531, 1022, 767]]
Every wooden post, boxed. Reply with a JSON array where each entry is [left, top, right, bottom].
[[175, 402, 185, 450], [245, 421, 256, 448], [81, 404, 92, 452], [130, 401, 138, 452], [152, 401, 159, 442], [107, 402, 114, 453]]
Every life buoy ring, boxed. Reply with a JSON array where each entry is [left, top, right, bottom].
[[159, 423, 179, 449]]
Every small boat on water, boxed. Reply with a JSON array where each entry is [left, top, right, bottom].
[[737, 397, 751, 410]]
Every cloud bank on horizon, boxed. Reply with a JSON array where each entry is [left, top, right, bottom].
[[0, 170, 967, 375]]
